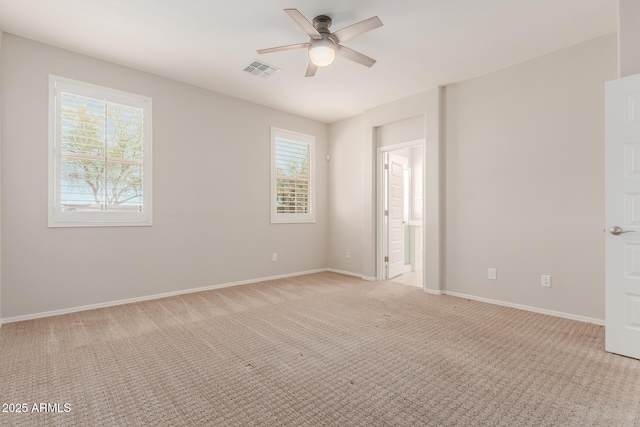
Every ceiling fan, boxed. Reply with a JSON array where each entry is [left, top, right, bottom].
[[257, 9, 383, 77]]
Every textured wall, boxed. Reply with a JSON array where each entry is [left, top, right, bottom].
[[328, 88, 443, 291], [1, 35, 328, 318], [0, 31, 3, 324], [327, 115, 364, 275], [445, 34, 617, 320], [619, 0, 640, 77]]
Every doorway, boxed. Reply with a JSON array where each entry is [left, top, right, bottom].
[[378, 140, 425, 288]]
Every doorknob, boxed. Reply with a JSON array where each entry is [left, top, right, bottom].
[[609, 226, 636, 236]]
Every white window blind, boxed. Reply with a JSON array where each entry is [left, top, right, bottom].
[[271, 128, 315, 223], [49, 76, 152, 227]]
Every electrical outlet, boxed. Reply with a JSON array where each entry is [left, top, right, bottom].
[[272, 253, 278, 262], [541, 275, 551, 287], [346, 249, 351, 259], [488, 268, 497, 280]]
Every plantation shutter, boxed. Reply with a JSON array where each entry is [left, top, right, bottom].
[[271, 127, 315, 223], [49, 76, 152, 227], [275, 137, 311, 214], [58, 92, 144, 213]]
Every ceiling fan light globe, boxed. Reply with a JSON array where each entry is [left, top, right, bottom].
[[309, 47, 335, 66], [308, 38, 336, 67]]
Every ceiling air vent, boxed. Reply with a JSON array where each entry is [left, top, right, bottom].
[[243, 60, 280, 78]]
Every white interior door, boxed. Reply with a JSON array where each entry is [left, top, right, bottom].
[[605, 73, 640, 360], [387, 154, 406, 279]]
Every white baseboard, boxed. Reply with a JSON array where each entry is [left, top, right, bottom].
[[325, 268, 364, 279], [0, 269, 328, 324], [325, 269, 378, 283], [442, 290, 605, 326], [0, 271, 605, 327]]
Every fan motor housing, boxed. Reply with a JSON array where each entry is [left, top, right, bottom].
[[312, 15, 332, 34]]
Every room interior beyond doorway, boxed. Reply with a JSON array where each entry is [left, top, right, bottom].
[[380, 140, 424, 289]]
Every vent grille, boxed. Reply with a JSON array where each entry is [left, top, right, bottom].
[[243, 60, 280, 78]]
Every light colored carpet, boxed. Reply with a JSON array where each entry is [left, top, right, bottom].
[[388, 271, 423, 288], [0, 272, 639, 426]]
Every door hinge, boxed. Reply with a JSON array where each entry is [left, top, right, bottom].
[[384, 210, 389, 216], [384, 163, 389, 170], [384, 256, 389, 263]]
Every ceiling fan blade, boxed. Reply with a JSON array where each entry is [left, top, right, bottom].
[[305, 62, 318, 77], [285, 9, 322, 40], [337, 45, 376, 67], [331, 16, 382, 44], [257, 43, 310, 55]]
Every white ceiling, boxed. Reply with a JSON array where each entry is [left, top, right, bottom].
[[0, 0, 617, 123]]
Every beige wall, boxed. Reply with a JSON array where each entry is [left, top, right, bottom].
[[328, 88, 444, 291], [446, 34, 617, 320], [327, 115, 364, 274], [377, 115, 425, 148], [328, 34, 616, 321], [364, 90, 444, 290], [0, 31, 3, 325], [619, 0, 640, 77], [1, 35, 328, 319], [410, 145, 423, 222], [0, 31, 619, 322]]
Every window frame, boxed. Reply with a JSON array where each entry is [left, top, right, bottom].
[[270, 127, 316, 224], [48, 75, 153, 227]]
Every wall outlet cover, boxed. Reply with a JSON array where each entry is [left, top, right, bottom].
[[541, 275, 551, 287]]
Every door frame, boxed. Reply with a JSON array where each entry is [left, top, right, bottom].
[[362, 87, 444, 293], [377, 139, 426, 287]]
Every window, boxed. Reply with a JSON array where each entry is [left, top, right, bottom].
[[271, 127, 315, 223], [48, 76, 152, 227]]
